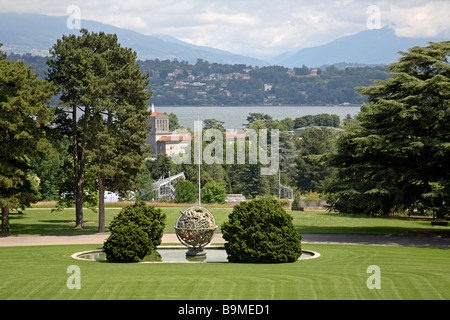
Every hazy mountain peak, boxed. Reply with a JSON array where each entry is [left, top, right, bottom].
[[0, 13, 445, 68], [0, 12, 268, 66], [276, 26, 445, 67]]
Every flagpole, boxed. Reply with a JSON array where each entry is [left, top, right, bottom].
[[197, 113, 201, 208]]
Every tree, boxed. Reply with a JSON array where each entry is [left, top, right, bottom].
[[278, 131, 297, 183], [134, 170, 156, 202], [245, 113, 273, 127], [147, 153, 177, 180], [203, 118, 225, 131], [90, 38, 152, 232], [296, 128, 337, 192], [270, 117, 294, 131], [247, 119, 267, 130], [294, 114, 340, 128], [201, 181, 227, 204], [294, 65, 311, 76], [0, 45, 54, 235], [30, 137, 70, 201], [175, 179, 197, 203], [225, 138, 278, 198], [47, 29, 151, 231], [164, 112, 180, 131], [326, 41, 450, 217]]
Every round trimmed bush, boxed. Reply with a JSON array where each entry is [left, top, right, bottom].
[[108, 201, 166, 247], [221, 198, 302, 263], [103, 225, 152, 263], [103, 201, 166, 262]]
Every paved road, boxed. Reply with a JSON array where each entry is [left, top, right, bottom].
[[302, 233, 450, 249], [0, 233, 449, 249]]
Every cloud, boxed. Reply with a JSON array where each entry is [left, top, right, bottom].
[[386, 1, 450, 38], [0, 0, 448, 56]]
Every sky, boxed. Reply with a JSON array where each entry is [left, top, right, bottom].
[[0, 0, 449, 58]]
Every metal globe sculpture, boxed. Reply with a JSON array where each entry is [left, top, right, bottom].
[[174, 206, 218, 256]]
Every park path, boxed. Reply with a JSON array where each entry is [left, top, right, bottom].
[[0, 232, 449, 249]]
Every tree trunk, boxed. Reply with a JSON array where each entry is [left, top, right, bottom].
[[1, 207, 9, 236], [98, 174, 105, 232], [75, 137, 87, 229], [96, 110, 112, 233], [73, 105, 84, 229], [1, 127, 10, 236], [74, 177, 84, 229]]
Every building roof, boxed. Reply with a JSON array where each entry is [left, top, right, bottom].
[[225, 131, 247, 140], [157, 134, 193, 142], [150, 111, 168, 117], [152, 172, 186, 189], [156, 132, 248, 143]]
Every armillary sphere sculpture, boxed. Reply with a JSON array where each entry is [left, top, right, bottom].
[[174, 114, 218, 257], [174, 206, 218, 256]]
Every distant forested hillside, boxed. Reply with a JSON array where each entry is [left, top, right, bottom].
[[7, 53, 391, 105]]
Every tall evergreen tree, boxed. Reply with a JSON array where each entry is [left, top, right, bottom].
[[296, 128, 337, 192], [278, 131, 297, 184], [47, 30, 151, 230], [0, 45, 54, 234], [326, 41, 450, 217]]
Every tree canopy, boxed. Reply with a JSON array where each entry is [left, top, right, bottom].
[[47, 29, 152, 230], [326, 41, 450, 217], [0, 45, 55, 234]]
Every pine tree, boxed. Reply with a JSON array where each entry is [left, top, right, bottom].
[[0, 45, 54, 235], [296, 128, 337, 192], [326, 41, 450, 217], [278, 131, 298, 184], [47, 30, 151, 230]]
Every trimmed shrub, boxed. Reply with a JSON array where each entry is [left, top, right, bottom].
[[103, 225, 152, 263], [103, 201, 166, 262], [108, 201, 166, 247], [221, 198, 302, 263]]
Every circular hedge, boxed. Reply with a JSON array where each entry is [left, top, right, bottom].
[[108, 201, 166, 247], [103, 201, 166, 263], [103, 225, 151, 263], [221, 198, 302, 263]]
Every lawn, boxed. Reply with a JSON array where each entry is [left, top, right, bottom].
[[7, 205, 448, 236], [0, 243, 449, 300], [2, 204, 449, 301], [7, 206, 233, 235]]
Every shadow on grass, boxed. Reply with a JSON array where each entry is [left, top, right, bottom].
[[296, 225, 450, 237], [8, 217, 100, 235]]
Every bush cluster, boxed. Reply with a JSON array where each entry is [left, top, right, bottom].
[[221, 198, 302, 263], [103, 201, 166, 263]]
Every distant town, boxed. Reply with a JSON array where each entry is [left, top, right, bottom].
[[7, 53, 390, 106]]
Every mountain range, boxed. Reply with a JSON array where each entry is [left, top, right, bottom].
[[276, 27, 446, 67], [0, 13, 268, 66], [0, 13, 446, 68]]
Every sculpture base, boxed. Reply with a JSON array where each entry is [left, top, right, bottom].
[[186, 247, 207, 257]]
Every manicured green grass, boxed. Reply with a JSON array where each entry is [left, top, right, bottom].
[[293, 211, 447, 235], [0, 244, 449, 300], [7, 206, 232, 235], [7, 206, 447, 236], [3, 205, 449, 300]]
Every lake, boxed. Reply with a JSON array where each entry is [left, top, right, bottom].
[[156, 105, 361, 129]]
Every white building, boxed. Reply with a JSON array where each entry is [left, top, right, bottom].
[[146, 104, 192, 156]]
